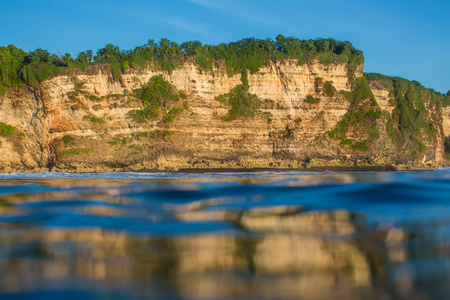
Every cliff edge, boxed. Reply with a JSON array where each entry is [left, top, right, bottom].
[[0, 57, 448, 172]]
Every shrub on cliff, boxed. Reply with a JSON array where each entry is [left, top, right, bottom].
[[352, 77, 378, 105], [323, 81, 335, 97], [0, 122, 16, 136], [216, 71, 261, 122], [141, 75, 180, 109], [304, 95, 320, 104], [161, 107, 184, 123], [219, 85, 261, 122], [326, 77, 381, 152], [130, 75, 186, 123], [365, 72, 446, 152], [129, 110, 148, 124], [62, 135, 74, 144]]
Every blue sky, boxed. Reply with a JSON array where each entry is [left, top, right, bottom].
[[0, 0, 448, 93]]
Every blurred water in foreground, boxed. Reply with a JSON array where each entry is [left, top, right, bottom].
[[0, 169, 450, 299]]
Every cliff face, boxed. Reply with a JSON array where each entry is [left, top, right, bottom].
[[0, 58, 448, 172]]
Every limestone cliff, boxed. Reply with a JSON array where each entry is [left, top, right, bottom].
[[0, 58, 448, 172]]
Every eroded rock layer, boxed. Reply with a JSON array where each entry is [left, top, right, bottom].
[[0, 59, 448, 172]]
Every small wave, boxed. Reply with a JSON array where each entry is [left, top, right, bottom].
[[0, 170, 320, 180]]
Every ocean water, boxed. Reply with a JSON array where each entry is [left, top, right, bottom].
[[0, 169, 450, 299]]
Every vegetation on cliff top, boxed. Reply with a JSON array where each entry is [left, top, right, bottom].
[[365, 73, 448, 154], [0, 35, 364, 93], [183, 35, 364, 79]]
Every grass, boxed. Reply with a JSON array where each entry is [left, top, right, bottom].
[[161, 107, 184, 123], [83, 115, 105, 124], [149, 130, 175, 139], [137, 132, 148, 137], [163, 131, 175, 138], [74, 82, 85, 90], [106, 140, 119, 146], [339, 90, 352, 101], [89, 95, 102, 101], [0, 122, 16, 136], [90, 116, 105, 124], [128, 110, 148, 123]]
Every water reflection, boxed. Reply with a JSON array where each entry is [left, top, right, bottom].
[[0, 171, 449, 299], [0, 229, 378, 299]]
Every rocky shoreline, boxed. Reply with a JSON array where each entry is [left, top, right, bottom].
[[1, 159, 442, 174]]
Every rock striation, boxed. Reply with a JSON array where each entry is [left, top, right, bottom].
[[0, 58, 448, 172]]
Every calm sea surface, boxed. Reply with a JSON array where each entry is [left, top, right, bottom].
[[0, 169, 450, 299]]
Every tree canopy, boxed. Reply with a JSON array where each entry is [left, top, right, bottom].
[[0, 35, 369, 93]]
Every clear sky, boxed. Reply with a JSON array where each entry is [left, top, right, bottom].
[[0, 0, 448, 93]]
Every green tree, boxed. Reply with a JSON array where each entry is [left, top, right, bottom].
[[275, 34, 307, 64], [94, 44, 121, 62], [87, 50, 93, 63], [181, 41, 202, 56], [0, 35, 367, 93], [27, 48, 51, 63], [0, 45, 26, 87], [62, 53, 72, 63], [154, 38, 182, 73], [77, 50, 93, 64], [127, 43, 154, 67]]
